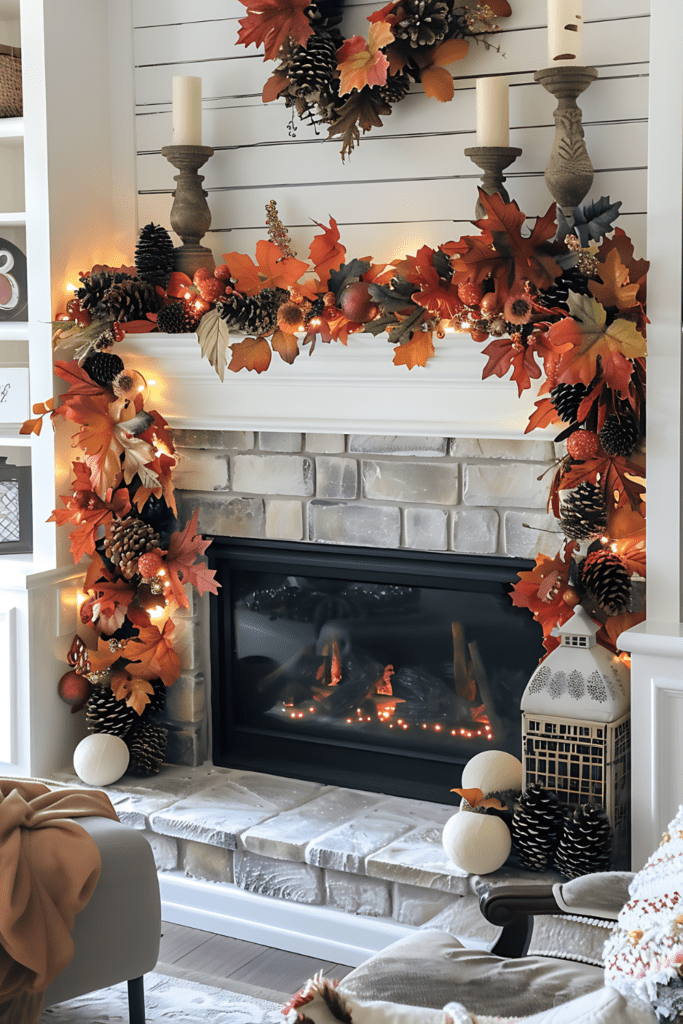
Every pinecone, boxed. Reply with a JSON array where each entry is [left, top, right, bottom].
[[395, 0, 449, 47], [599, 413, 639, 457], [127, 721, 168, 775], [379, 71, 412, 105], [511, 784, 565, 871], [554, 803, 612, 879], [135, 222, 175, 289], [98, 277, 161, 323], [217, 287, 287, 334], [287, 31, 339, 98], [579, 550, 632, 615], [156, 300, 200, 334], [105, 518, 161, 580], [147, 677, 167, 716], [559, 482, 608, 542], [536, 267, 592, 313], [82, 351, 125, 388], [86, 688, 136, 738], [549, 382, 590, 424]]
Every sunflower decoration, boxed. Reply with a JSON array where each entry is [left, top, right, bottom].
[[237, 0, 513, 158]]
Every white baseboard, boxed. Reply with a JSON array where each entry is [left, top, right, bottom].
[[159, 871, 413, 967]]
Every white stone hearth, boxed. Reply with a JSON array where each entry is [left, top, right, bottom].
[[50, 763, 559, 962]]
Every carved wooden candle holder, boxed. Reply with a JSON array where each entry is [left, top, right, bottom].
[[161, 144, 216, 278], [534, 66, 598, 213], [463, 146, 523, 218]]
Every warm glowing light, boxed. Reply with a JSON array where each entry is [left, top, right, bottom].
[[290, 713, 296, 718], [346, 718, 353, 723], [76, 590, 88, 611], [402, 724, 408, 729], [66, 282, 77, 291], [309, 707, 315, 712], [611, 542, 618, 552], [184, 291, 193, 300], [601, 536, 609, 544], [451, 730, 456, 736], [422, 724, 427, 729], [147, 379, 157, 386], [435, 724, 442, 731], [397, 719, 403, 725], [150, 605, 165, 619], [157, 569, 166, 577], [138, 384, 145, 393]]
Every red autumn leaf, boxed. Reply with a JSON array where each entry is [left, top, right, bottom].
[[163, 508, 220, 608], [237, 0, 313, 61], [395, 245, 461, 318], [271, 329, 300, 364], [325, 308, 363, 345], [309, 218, 346, 285], [609, 507, 646, 577], [125, 619, 180, 687], [337, 22, 393, 96], [392, 330, 435, 368], [450, 193, 561, 306], [481, 335, 542, 396], [559, 450, 646, 513], [525, 396, 562, 434], [120, 319, 156, 333], [550, 294, 647, 398], [262, 71, 290, 102], [54, 360, 111, 400], [229, 335, 273, 373], [511, 551, 575, 639], [141, 410, 176, 455], [49, 472, 131, 564], [165, 271, 194, 299], [367, 1, 396, 22], [111, 670, 155, 716]]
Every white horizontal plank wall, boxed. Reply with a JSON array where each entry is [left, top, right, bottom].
[[132, 0, 649, 265]]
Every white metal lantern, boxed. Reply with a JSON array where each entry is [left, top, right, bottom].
[[520, 607, 631, 864]]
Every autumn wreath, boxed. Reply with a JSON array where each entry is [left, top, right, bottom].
[[235, 0, 512, 157]]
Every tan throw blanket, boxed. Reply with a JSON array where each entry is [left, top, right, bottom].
[[0, 779, 119, 1024]]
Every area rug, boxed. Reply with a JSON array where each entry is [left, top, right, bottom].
[[40, 970, 284, 1023]]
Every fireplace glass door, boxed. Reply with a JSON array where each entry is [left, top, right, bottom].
[[211, 539, 545, 802]]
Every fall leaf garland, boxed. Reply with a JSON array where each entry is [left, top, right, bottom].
[[238, 0, 512, 159]]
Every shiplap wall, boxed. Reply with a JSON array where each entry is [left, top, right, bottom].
[[132, 0, 649, 269]]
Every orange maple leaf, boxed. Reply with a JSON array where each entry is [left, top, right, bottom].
[[597, 228, 649, 307], [481, 335, 543, 396], [337, 21, 394, 96], [419, 38, 469, 102], [511, 551, 575, 639], [392, 330, 435, 368], [111, 670, 155, 716], [271, 329, 300, 364], [559, 450, 646, 513], [589, 249, 640, 312], [229, 335, 273, 373], [609, 507, 646, 577], [221, 252, 263, 297], [396, 245, 461, 318], [237, 0, 313, 61], [309, 218, 346, 285], [256, 240, 310, 292], [163, 508, 220, 608], [125, 619, 181, 687], [525, 396, 561, 434]]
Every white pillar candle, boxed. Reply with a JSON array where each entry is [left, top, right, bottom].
[[476, 77, 509, 148], [172, 76, 202, 146], [547, 0, 583, 66]]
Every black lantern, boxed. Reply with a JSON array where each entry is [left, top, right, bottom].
[[0, 456, 32, 554]]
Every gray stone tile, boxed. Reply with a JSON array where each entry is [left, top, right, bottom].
[[181, 839, 234, 883], [171, 429, 254, 451], [308, 500, 401, 547], [178, 492, 265, 538], [449, 439, 555, 462], [451, 509, 499, 554], [173, 448, 230, 491], [362, 461, 459, 505], [316, 457, 358, 499], [150, 773, 323, 848], [504, 511, 563, 559], [404, 507, 448, 551], [241, 788, 382, 861], [140, 829, 179, 871], [392, 882, 459, 926], [325, 869, 392, 917], [235, 849, 324, 904], [170, 618, 201, 672], [349, 435, 447, 457], [164, 671, 206, 725], [305, 433, 346, 453], [259, 432, 303, 453], [265, 499, 304, 540], [233, 454, 314, 496], [165, 720, 207, 767], [366, 823, 469, 894], [463, 463, 550, 508]]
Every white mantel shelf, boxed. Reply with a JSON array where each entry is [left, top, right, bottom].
[[120, 333, 556, 440]]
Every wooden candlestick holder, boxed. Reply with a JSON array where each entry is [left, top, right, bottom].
[[161, 144, 216, 279], [534, 66, 599, 213], [463, 146, 523, 218]]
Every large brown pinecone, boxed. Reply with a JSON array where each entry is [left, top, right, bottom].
[[579, 549, 632, 615], [86, 687, 136, 738], [559, 482, 608, 542], [217, 287, 287, 334], [98, 277, 161, 322], [127, 720, 168, 775], [105, 518, 161, 580], [395, 0, 449, 47], [77, 272, 134, 318], [287, 31, 339, 98], [379, 71, 412, 105]]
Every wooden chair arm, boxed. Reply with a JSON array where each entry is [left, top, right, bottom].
[[479, 884, 566, 959]]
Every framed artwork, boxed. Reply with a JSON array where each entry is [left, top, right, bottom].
[[0, 238, 27, 321], [0, 457, 32, 554]]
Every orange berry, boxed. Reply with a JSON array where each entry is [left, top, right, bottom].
[[137, 550, 164, 579]]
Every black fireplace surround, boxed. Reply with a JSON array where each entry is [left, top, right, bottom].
[[210, 538, 544, 804]]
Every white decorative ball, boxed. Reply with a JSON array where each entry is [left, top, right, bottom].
[[461, 750, 522, 795], [73, 733, 130, 786], [442, 809, 511, 875]]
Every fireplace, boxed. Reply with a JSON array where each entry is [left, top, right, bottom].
[[210, 538, 544, 803]]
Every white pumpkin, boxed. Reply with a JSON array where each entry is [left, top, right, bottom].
[[442, 809, 511, 875], [73, 733, 130, 786], [461, 749, 522, 795]]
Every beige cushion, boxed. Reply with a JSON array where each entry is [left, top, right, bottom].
[[341, 930, 604, 1019]]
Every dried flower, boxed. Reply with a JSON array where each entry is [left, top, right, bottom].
[[504, 294, 534, 325]]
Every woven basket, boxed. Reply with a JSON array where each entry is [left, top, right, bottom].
[[0, 45, 22, 119]]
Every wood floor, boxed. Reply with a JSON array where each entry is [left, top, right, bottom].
[[155, 920, 356, 1004]]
